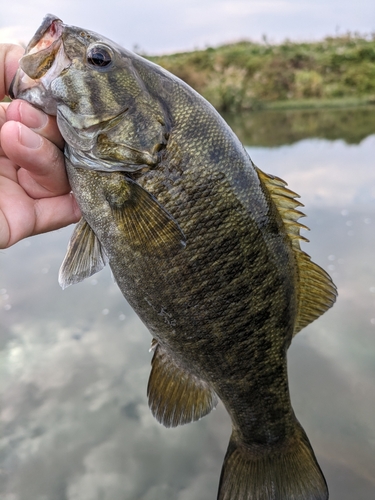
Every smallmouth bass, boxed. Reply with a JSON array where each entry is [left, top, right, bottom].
[[10, 14, 337, 500]]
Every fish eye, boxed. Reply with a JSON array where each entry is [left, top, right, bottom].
[[87, 45, 113, 68]]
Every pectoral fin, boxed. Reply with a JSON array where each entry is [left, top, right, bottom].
[[147, 341, 218, 428], [58, 217, 108, 289], [106, 176, 186, 257]]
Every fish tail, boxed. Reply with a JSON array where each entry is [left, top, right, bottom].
[[218, 424, 328, 500]]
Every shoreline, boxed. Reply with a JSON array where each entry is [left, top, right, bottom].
[[260, 96, 375, 111]]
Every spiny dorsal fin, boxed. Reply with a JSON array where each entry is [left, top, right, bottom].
[[255, 167, 337, 335], [147, 341, 218, 428], [58, 217, 108, 289]]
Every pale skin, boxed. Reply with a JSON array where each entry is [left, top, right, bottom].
[[0, 44, 81, 250]]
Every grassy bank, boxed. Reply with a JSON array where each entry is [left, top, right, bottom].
[[149, 34, 375, 112]]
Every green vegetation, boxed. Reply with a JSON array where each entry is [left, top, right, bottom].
[[148, 34, 375, 112]]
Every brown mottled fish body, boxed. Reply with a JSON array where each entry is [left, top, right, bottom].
[[11, 15, 337, 500]]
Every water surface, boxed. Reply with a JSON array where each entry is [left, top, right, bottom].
[[1, 108, 375, 500]]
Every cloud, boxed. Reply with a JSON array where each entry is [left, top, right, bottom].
[[188, 0, 309, 22], [247, 135, 375, 208]]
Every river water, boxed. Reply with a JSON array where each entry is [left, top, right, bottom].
[[1, 106, 375, 500]]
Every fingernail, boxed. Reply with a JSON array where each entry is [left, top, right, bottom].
[[19, 123, 42, 149], [19, 101, 48, 130]]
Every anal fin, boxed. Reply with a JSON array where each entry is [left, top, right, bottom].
[[147, 342, 218, 428]]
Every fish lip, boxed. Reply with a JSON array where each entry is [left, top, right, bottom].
[[25, 14, 63, 53]]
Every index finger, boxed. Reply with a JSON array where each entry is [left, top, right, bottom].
[[6, 99, 65, 150], [0, 44, 24, 100]]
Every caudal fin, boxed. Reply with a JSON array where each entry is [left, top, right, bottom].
[[218, 425, 328, 500]]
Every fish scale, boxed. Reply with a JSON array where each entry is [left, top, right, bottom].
[[10, 14, 337, 500]]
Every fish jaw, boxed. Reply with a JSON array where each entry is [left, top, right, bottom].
[[24, 13, 63, 54], [9, 14, 152, 159], [9, 14, 70, 115]]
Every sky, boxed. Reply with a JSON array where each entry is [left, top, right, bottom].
[[0, 0, 374, 54]]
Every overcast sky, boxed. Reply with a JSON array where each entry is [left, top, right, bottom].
[[0, 0, 374, 54]]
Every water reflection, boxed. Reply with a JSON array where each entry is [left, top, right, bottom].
[[1, 109, 375, 500], [224, 105, 375, 146]]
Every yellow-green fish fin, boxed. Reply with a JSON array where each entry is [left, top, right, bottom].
[[218, 423, 328, 500], [293, 251, 337, 334], [255, 167, 337, 335], [58, 217, 108, 289], [106, 177, 186, 257], [147, 341, 218, 428]]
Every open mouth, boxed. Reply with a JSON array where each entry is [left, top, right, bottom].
[[9, 14, 70, 99], [26, 15, 64, 55]]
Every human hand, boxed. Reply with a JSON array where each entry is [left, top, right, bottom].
[[0, 44, 81, 249]]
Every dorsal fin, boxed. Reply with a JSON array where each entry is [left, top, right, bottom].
[[255, 167, 337, 335]]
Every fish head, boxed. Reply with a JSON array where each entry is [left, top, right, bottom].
[[11, 14, 138, 126], [10, 14, 168, 172]]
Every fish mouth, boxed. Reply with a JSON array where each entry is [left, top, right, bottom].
[[9, 14, 70, 103], [25, 14, 63, 54]]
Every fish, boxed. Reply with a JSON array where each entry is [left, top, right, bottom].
[[10, 14, 337, 500]]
